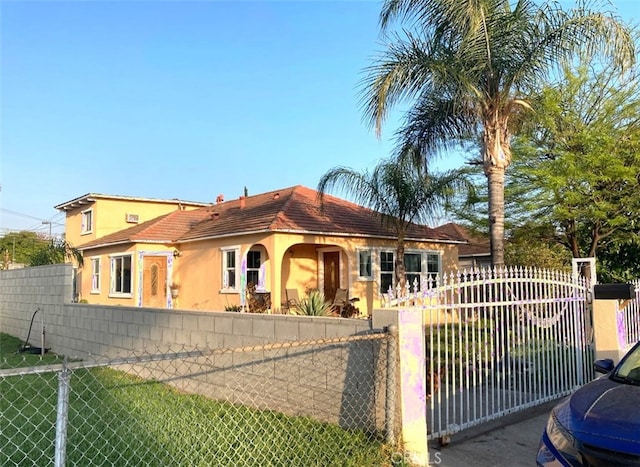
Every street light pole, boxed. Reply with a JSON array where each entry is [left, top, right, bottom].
[[42, 221, 52, 242]]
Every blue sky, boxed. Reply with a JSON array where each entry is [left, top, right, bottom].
[[1, 0, 637, 237]]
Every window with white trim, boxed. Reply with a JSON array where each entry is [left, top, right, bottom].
[[404, 252, 422, 291], [379, 250, 441, 294], [110, 254, 132, 295], [380, 251, 394, 294], [81, 209, 93, 234], [91, 257, 100, 293], [358, 249, 373, 280], [426, 252, 440, 286], [222, 247, 240, 291], [247, 250, 261, 287]]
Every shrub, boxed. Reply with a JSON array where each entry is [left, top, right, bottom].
[[293, 290, 333, 317]]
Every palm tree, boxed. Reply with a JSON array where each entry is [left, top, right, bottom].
[[318, 147, 468, 290], [361, 0, 635, 267], [29, 239, 84, 268]]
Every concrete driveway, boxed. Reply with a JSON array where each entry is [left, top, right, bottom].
[[428, 400, 559, 466]]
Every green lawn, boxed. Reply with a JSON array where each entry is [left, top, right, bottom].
[[0, 333, 399, 466]]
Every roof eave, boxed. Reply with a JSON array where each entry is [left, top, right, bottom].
[[55, 193, 211, 211], [78, 239, 173, 251], [55, 195, 98, 211], [176, 228, 464, 245]]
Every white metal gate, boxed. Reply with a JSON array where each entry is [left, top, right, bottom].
[[386, 267, 593, 441]]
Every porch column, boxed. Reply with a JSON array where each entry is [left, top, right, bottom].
[[270, 244, 284, 313]]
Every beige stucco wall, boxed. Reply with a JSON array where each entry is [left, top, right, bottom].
[[80, 229, 460, 316], [80, 243, 174, 307], [281, 243, 320, 298], [174, 233, 276, 311]]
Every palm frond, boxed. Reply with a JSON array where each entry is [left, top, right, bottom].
[[359, 32, 440, 136]]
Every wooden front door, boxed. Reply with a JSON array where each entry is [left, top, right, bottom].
[[323, 251, 340, 302], [142, 256, 167, 308]]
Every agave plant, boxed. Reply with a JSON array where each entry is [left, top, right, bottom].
[[292, 289, 333, 317]]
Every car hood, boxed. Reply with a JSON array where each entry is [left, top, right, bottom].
[[564, 377, 640, 453]]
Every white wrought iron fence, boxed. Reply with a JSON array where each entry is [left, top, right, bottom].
[[385, 267, 593, 442], [620, 279, 640, 348], [1, 331, 398, 467]]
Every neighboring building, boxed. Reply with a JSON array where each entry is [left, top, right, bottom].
[[57, 186, 465, 316], [436, 222, 492, 269]]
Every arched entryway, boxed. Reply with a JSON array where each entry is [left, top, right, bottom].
[[241, 243, 270, 311]]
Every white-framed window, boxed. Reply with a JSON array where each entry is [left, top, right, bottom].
[[378, 249, 441, 294], [221, 247, 240, 292], [404, 252, 422, 290], [380, 250, 395, 294], [90, 257, 101, 293], [357, 249, 373, 280], [246, 250, 261, 288], [81, 209, 93, 234], [110, 254, 132, 295], [426, 252, 440, 285]]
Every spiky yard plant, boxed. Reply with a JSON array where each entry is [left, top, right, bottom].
[[293, 289, 334, 317]]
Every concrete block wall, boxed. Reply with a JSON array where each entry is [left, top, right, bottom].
[[0, 265, 375, 357], [49, 304, 376, 358], [120, 333, 390, 432], [0, 264, 73, 344]]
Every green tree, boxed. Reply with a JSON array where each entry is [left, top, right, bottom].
[[597, 238, 640, 283], [318, 147, 469, 289], [361, 0, 635, 267], [0, 231, 49, 268], [504, 223, 572, 270], [508, 55, 640, 268]]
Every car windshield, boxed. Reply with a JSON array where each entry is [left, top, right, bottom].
[[613, 345, 640, 384]]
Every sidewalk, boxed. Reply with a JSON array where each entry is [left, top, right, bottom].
[[427, 400, 559, 466]]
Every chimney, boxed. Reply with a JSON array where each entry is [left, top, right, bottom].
[[239, 196, 246, 209], [216, 194, 224, 204]]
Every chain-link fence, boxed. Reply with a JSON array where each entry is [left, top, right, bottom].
[[1, 330, 399, 466]]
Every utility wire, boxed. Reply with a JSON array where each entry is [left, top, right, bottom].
[[0, 208, 53, 222]]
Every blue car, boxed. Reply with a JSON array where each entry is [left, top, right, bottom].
[[537, 341, 640, 466]]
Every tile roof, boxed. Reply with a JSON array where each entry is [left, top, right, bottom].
[[435, 222, 491, 257], [179, 186, 456, 242], [79, 185, 462, 250], [77, 209, 211, 250]]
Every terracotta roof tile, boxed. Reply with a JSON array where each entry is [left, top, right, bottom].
[[435, 222, 491, 256], [178, 186, 455, 242], [78, 209, 211, 250], [79, 186, 462, 250]]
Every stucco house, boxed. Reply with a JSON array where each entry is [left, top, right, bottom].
[[56, 186, 465, 316]]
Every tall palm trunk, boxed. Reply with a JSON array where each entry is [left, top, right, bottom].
[[483, 115, 511, 268], [486, 165, 505, 267], [395, 233, 407, 291]]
